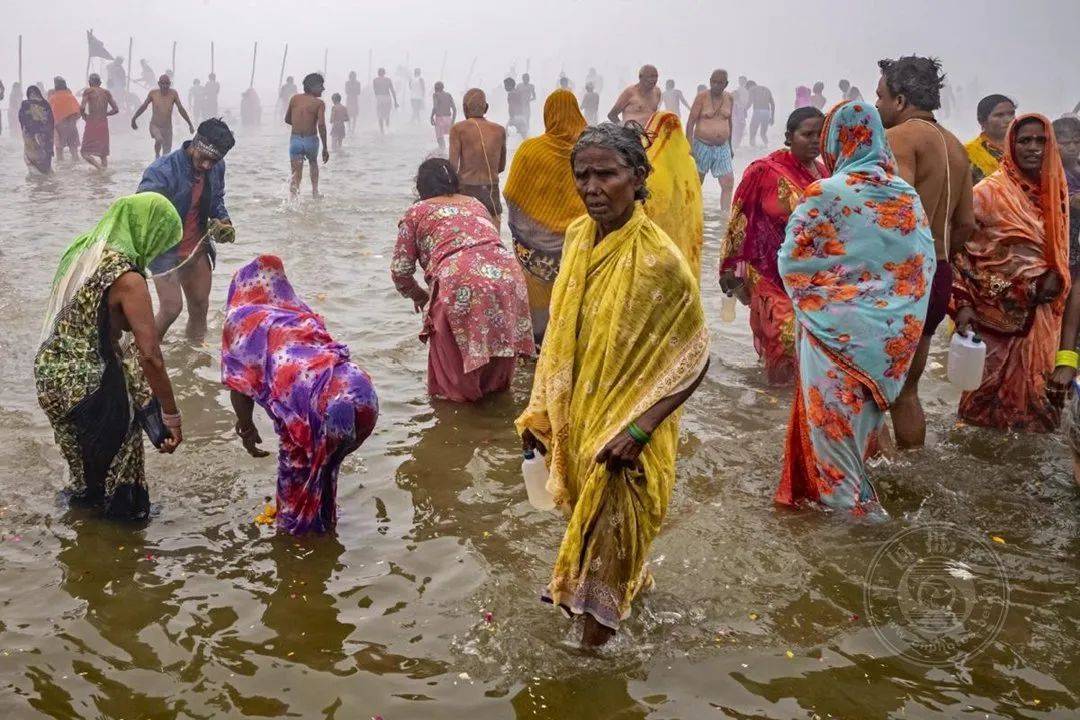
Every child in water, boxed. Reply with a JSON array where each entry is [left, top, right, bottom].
[[329, 93, 348, 150]]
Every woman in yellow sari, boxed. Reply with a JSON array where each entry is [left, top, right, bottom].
[[516, 123, 710, 646], [503, 89, 587, 343], [643, 111, 705, 278], [965, 94, 1015, 184]]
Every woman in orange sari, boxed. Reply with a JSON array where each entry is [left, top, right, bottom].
[[721, 107, 826, 384], [952, 114, 1071, 432]]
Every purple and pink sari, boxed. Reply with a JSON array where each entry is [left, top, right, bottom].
[[222, 255, 379, 534]]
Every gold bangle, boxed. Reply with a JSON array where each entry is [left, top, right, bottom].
[[1055, 350, 1079, 369]]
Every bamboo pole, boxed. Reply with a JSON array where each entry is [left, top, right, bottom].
[[126, 37, 133, 95], [278, 43, 288, 89], [249, 42, 258, 88], [463, 56, 477, 89], [210, 41, 215, 74], [439, 50, 448, 82], [323, 48, 328, 77], [171, 41, 177, 76], [19, 35, 23, 86]]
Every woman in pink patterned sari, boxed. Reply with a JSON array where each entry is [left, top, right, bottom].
[[392, 158, 535, 401]]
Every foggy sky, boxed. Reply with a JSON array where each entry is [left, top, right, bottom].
[[3, 0, 1078, 133]]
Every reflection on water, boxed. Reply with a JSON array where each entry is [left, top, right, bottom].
[[0, 123, 1077, 719]]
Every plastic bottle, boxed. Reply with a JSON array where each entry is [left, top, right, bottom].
[[947, 330, 986, 391], [721, 295, 737, 323], [522, 450, 555, 510]]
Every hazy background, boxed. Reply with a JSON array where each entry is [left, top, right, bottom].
[[3, 0, 1079, 132]]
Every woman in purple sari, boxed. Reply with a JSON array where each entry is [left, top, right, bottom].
[[222, 255, 379, 534]]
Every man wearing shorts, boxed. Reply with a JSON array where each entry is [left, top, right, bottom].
[[686, 69, 735, 211], [285, 72, 330, 197], [449, 88, 506, 226], [131, 74, 194, 158], [876, 55, 975, 448], [372, 68, 398, 135], [138, 118, 236, 340]]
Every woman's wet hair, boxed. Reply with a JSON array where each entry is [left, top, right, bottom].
[[877, 56, 945, 111], [416, 157, 460, 199], [976, 93, 1014, 124], [786, 106, 825, 136], [570, 122, 652, 201]]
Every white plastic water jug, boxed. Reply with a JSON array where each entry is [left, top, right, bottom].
[[522, 450, 555, 510], [721, 295, 737, 323], [947, 330, 986, 391]]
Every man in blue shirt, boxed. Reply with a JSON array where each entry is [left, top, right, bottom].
[[137, 118, 235, 340]]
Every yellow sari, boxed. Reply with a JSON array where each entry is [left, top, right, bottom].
[[965, 133, 1004, 185], [644, 111, 705, 279], [515, 205, 709, 629]]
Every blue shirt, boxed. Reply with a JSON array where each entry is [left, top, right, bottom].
[[137, 141, 229, 228]]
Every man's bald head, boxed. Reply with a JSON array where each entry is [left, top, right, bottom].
[[710, 69, 729, 94], [639, 64, 659, 90]]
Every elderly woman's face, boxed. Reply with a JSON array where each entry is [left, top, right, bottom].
[[572, 145, 642, 227]]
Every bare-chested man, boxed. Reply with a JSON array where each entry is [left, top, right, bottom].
[[876, 55, 976, 449], [131, 74, 194, 158], [430, 81, 456, 150], [686, 69, 736, 210], [285, 72, 329, 197], [372, 68, 398, 135], [80, 73, 118, 169], [449, 88, 507, 226], [746, 81, 774, 147], [607, 64, 661, 127], [661, 79, 691, 119], [345, 71, 362, 134]]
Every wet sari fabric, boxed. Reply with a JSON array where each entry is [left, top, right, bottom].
[[776, 102, 935, 514]]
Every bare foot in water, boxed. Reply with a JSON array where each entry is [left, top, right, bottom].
[[581, 615, 615, 647]]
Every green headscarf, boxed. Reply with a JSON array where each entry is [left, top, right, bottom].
[[53, 193, 182, 285]]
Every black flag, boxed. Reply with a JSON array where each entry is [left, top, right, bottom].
[[87, 30, 113, 60]]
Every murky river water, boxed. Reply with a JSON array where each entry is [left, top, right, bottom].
[[0, 117, 1077, 719]]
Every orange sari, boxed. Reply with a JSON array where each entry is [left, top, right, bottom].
[[951, 114, 1071, 431]]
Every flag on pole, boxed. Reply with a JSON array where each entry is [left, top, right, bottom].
[[87, 30, 113, 60]]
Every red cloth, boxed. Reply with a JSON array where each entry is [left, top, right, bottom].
[[178, 174, 205, 259], [426, 302, 517, 401], [81, 116, 109, 157]]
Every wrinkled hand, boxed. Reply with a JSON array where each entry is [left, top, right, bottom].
[[159, 426, 183, 454], [410, 287, 430, 314], [719, 270, 750, 305], [237, 424, 271, 458], [595, 430, 645, 474], [522, 429, 546, 456], [1035, 271, 1062, 305], [1048, 365, 1076, 409], [954, 306, 976, 337]]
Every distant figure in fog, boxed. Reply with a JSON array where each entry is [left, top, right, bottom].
[[345, 71, 362, 134], [810, 81, 827, 110], [132, 74, 195, 158], [392, 158, 534, 402], [278, 75, 297, 115], [430, 81, 456, 150], [661, 79, 691, 119], [285, 73, 329, 197], [188, 78, 203, 121], [329, 92, 348, 150], [409, 68, 426, 123], [48, 77, 81, 165], [449, 88, 507, 226], [373, 68, 398, 134], [747, 80, 775, 147], [80, 73, 118, 169], [240, 87, 261, 127], [19, 85, 54, 174], [505, 77, 529, 137], [580, 82, 600, 124], [202, 73, 221, 117]]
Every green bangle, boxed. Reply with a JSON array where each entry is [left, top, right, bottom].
[[627, 421, 651, 445]]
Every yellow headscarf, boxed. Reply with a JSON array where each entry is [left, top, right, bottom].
[[515, 204, 709, 625], [644, 111, 705, 279], [503, 89, 587, 232]]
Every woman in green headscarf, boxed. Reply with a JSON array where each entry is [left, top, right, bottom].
[[35, 193, 185, 520]]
